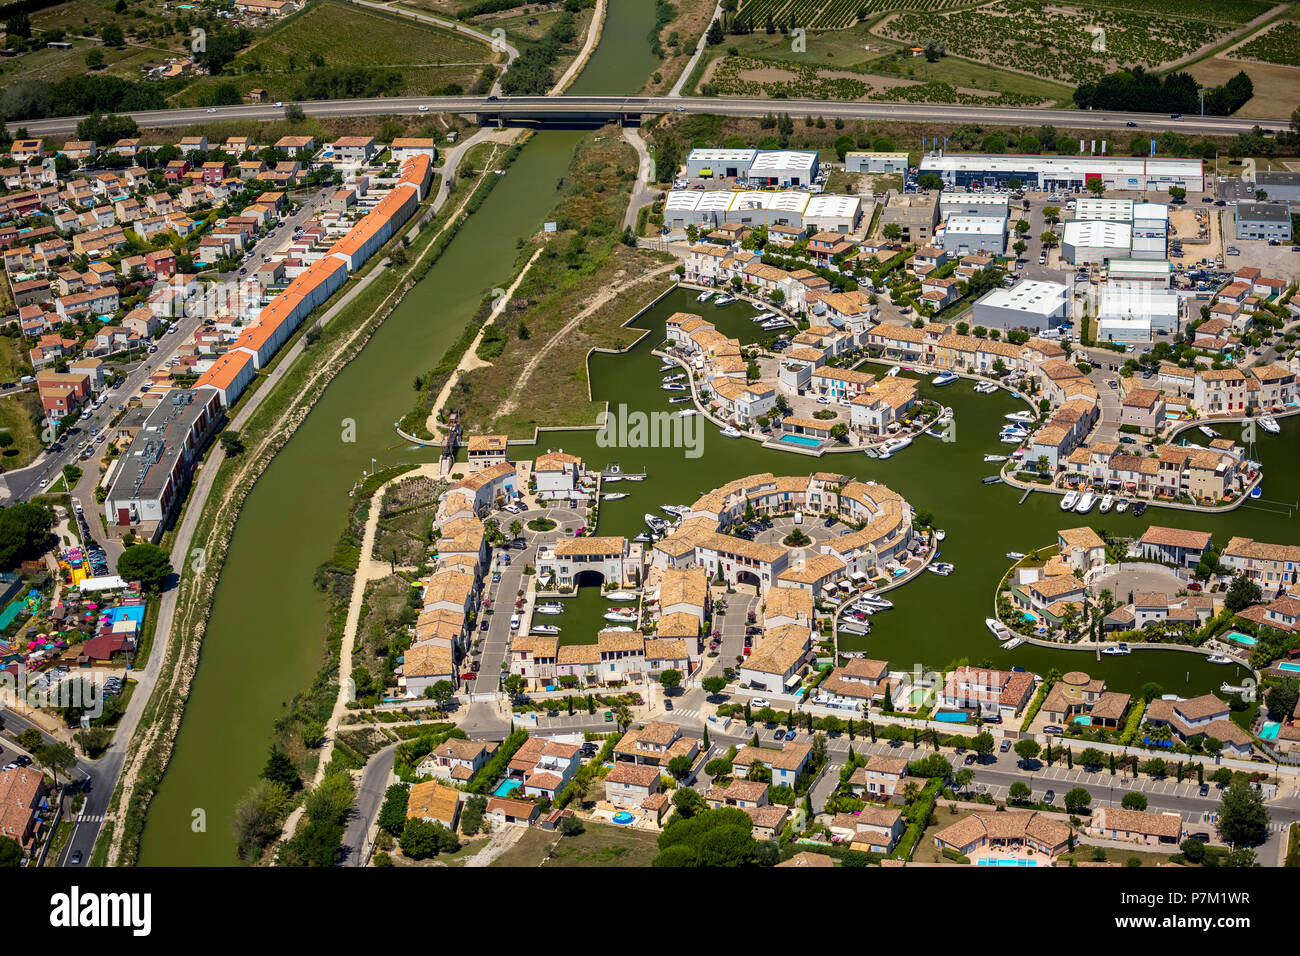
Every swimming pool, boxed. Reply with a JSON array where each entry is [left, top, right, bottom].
[[492, 780, 523, 798], [1279, 662, 1300, 674], [1225, 631, 1257, 646], [934, 711, 968, 723], [1021, 611, 1039, 624], [1073, 715, 1092, 726], [977, 858, 1038, 866], [611, 811, 634, 825], [779, 434, 823, 448], [1261, 721, 1281, 741]]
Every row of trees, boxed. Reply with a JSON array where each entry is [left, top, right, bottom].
[[1074, 66, 1253, 117]]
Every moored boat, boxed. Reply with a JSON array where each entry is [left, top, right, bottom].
[[1005, 411, 1035, 423], [604, 609, 638, 623], [1115, 498, 1129, 513], [531, 624, 560, 635], [932, 371, 959, 387], [1098, 493, 1114, 513], [1060, 490, 1079, 511], [535, 603, 565, 615], [1258, 415, 1280, 434], [696, 289, 716, 302], [1205, 655, 1234, 664], [606, 590, 639, 602], [1074, 491, 1096, 513], [1006, 551, 1026, 561], [721, 426, 742, 438], [928, 562, 954, 575], [983, 454, 1008, 462], [986, 617, 1012, 640], [603, 492, 628, 500]]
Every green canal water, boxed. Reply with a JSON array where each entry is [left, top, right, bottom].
[[513, 286, 1300, 695], [139, 0, 667, 868]]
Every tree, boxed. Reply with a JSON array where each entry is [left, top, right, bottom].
[[882, 223, 902, 241], [460, 795, 487, 835], [1224, 574, 1262, 612], [285, 102, 307, 123], [659, 669, 682, 694], [261, 745, 301, 792], [672, 786, 705, 819], [1086, 178, 1106, 197], [231, 779, 290, 862], [701, 676, 727, 700], [0, 503, 55, 569], [399, 817, 443, 858], [971, 732, 994, 758], [503, 673, 526, 698], [219, 431, 245, 456], [1064, 787, 1091, 814], [33, 742, 76, 788], [706, 18, 724, 44], [17, 729, 42, 751], [1217, 780, 1268, 846], [0, 835, 23, 866], [377, 783, 411, 838], [1009, 780, 1031, 804], [558, 813, 584, 836], [85, 48, 105, 70], [667, 754, 693, 779], [1265, 680, 1299, 720], [428, 680, 455, 709], [1121, 792, 1148, 811], [1014, 739, 1041, 765], [117, 543, 172, 592]]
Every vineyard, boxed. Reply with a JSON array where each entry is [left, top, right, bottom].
[[1077, 0, 1274, 24], [1229, 20, 1300, 66], [736, 0, 976, 31], [704, 54, 1049, 104], [879, 0, 1233, 85]]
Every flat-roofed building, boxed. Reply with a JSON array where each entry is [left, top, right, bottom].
[[1254, 170, 1300, 203], [971, 279, 1070, 332], [845, 151, 909, 174], [685, 148, 756, 180], [1234, 202, 1292, 241], [919, 154, 1203, 192], [1062, 220, 1132, 265], [748, 150, 818, 187], [938, 214, 1007, 255]]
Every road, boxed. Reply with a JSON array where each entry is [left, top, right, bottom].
[[18, 95, 1287, 139], [339, 742, 397, 867]]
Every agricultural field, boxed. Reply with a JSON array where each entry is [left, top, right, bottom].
[[877, 0, 1238, 85], [169, 0, 499, 105], [1229, 20, 1300, 66], [1186, 53, 1300, 118], [692, 22, 1072, 104], [736, 0, 976, 31]]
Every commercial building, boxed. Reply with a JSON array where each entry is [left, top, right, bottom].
[[684, 148, 756, 180], [880, 191, 939, 243], [103, 389, 224, 533], [1233, 202, 1292, 241], [802, 194, 862, 233], [937, 214, 1007, 255], [1107, 258, 1172, 287], [918, 154, 1204, 192], [1073, 198, 1132, 222], [1061, 220, 1132, 265], [748, 150, 819, 187], [971, 280, 1070, 332], [938, 192, 1009, 219], [845, 151, 909, 174], [1095, 286, 1180, 343], [1254, 170, 1300, 203]]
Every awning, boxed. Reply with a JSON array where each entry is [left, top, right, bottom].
[[783, 672, 804, 689]]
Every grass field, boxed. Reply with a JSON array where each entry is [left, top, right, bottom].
[[0, 336, 33, 386], [169, 0, 498, 105], [1187, 55, 1300, 118], [0, 390, 44, 472], [490, 821, 661, 866]]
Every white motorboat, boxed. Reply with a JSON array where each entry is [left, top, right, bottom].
[[1060, 490, 1079, 511], [1115, 498, 1130, 513], [983, 454, 1008, 462], [713, 294, 737, 306], [1000, 434, 1025, 445], [677, 409, 698, 417], [1005, 411, 1035, 423], [602, 625, 635, 632], [603, 492, 628, 500], [604, 609, 638, 623], [530, 624, 560, 635], [603, 474, 623, 482], [623, 472, 646, 480], [934, 529, 946, 541], [1001, 637, 1024, 650], [1205, 655, 1234, 664], [974, 381, 998, 394], [859, 594, 893, 610], [839, 621, 872, 635], [1006, 551, 1026, 561], [659, 363, 676, 372], [1098, 493, 1114, 513], [661, 505, 690, 517], [886, 366, 900, 377], [668, 396, 691, 404], [932, 371, 959, 387], [535, 603, 565, 615], [662, 373, 685, 383], [721, 426, 742, 438], [606, 591, 639, 602], [645, 514, 667, 533], [881, 436, 912, 454], [1258, 415, 1280, 435], [696, 289, 716, 302], [986, 617, 1012, 640], [1102, 644, 1131, 656], [662, 383, 686, 391], [1199, 425, 1219, 439], [928, 562, 954, 575], [1074, 491, 1096, 513], [633, 533, 651, 542]]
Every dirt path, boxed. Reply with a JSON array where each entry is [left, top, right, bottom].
[[424, 244, 546, 437], [463, 826, 526, 867], [551, 0, 606, 94], [495, 263, 679, 419]]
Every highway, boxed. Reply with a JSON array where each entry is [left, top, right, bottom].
[[18, 95, 1289, 139]]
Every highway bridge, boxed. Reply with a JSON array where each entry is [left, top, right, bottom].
[[19, 94, 1288, 138]]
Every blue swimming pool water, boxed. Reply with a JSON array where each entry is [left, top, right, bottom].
[[493, 780, 523, 798], [611, 811, 634, 825], [779, 434, 823, 448], [108, 605, 147, 626], [934, 711, 968, 723], [1225, 631, 1257, 646], [977, 858, 1038, 866], [1261, 721, 1281, 741], [1073, 715, 1092, 726], [1279, 662, 1300, 674], [1021, 611, 1039, 624]]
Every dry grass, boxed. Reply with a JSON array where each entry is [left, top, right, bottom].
[[1185, 55, 1300, 118], [644, 0, 719, 94]]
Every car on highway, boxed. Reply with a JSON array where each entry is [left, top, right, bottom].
[[274, 101, 283, 107], [460, 672, 476, 680], [206, 107, 216, 113], [418, 105, 429, 112], [69, 850, 83, 865], [674, 105, 685, 112], [1125, 121, 1137, 127]]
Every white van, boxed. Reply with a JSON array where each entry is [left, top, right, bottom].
[[509, 614, 521, 630], [794, 511, 803, 525]]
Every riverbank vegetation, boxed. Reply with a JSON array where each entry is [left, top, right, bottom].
[[404, 126, 672, 439]]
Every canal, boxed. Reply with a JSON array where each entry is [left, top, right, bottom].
[[513, 285, 1300, 696], [138, 0, 668, 867]]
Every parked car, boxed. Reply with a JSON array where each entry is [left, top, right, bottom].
[[749, 697, 770, 708], [1043, 725, 1064, 735], [1044, 789, 1055, 803], [964, 753, 977, 765], [784, 729, 797, 741], [1199, 783, 1210, 797], [999, 739, 1012, 753]]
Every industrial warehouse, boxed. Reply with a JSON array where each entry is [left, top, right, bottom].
[[918, 154, 1205, 192]]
